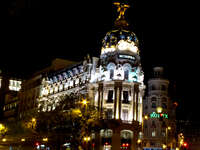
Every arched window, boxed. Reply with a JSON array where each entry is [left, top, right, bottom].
[[162, 103, 167, 109], [123, 63, 131, 81], [107, 63, 115, 80], [110, 69, 114, 79], [124, 70, 129, 80], [151, 97, 157, 108]]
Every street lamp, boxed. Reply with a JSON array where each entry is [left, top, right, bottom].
[[81, 98, 88, 106], [31, 118, 36, 129], [2, 138, 7, 142], [156, 106, 163, 114], [0, 123, 7, 137], [42, 137, 48, 142], [166, 126, 171, 148], [83, 136, 91, 150], [162, 144, 167, 149], [21, 138, 26, 142]]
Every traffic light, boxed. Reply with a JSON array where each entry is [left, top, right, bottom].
[[183, 142, 188, 147], [35, 142, 40, 146], [182, 142, 188, 150], [121, 142, 130, 149]]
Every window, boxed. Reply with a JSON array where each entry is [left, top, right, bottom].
[[122, 109, 128, 121], [151, 85, 156, 90], [152, 103, 156, 108], [107, 90, 113, 103], [162, 97, 167, 102], [124, 70, 129, 80], [152, 131, 156, 137], [161, 85, 166, 91], [106, 109, 113, 119], [123, 91, 129, 103], [151, 97, 156, 108], [162, 103, 167, 109], [110, 69, 114, 79], [151, 97, 157, 101]]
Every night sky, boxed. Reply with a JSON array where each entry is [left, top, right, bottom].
[[5, 0, 200, 121]]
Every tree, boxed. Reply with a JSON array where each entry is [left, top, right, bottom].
[[34, 94, 101, 150]]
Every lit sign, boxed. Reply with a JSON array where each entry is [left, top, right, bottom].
[[118, 54, 135, 60], [150, 112, 168, 119]]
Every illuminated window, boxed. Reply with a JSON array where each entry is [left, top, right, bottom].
[[152, 131, 156, 137], [106, 109, 113, 119], [122, 109, 128, 121]]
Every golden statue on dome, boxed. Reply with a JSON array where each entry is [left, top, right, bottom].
[[114, 2, 130, 20], [113, 2, 130, 28]]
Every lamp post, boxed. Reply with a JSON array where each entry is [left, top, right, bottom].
[[140, 115, 149, 149], [166, 126, 171, 148], [0, 123, 7, 137], [156, 106, 163, 114], [81, 98, 88, 114], [31, 118, 36, 129], [83, 136, 91, 150]]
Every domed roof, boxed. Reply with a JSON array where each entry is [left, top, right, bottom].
[[101, 29, 139, 55], [102, 29, 139, 48], [101, 2, 139, 55]]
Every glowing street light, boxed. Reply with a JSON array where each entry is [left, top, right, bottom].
[[42, 137, 48, 142], [144, 115, 148, 120], [137, 139, 142, 144], [84, 136, 91, 142], [21, 138, 26, 142], [156, 107, 163, 114], [162, 144, 167, 149], [81, 98, 88, 105], [2, 138, 7, 142], [32, 118, 36, 122]]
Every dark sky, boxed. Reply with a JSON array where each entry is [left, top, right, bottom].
[[5, 0, 200, 121]]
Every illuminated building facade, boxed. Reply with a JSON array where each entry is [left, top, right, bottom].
[[143, 67, 176, 150], [18, 58, 76, 118], [38, 2, 145, 150], [0, 72, 22, 120]]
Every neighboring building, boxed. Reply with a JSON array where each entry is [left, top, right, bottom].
[[18, 58, 77, 118], [0, 72, 22, 121], [38, 2, 145, 150], [143, 67, 176, 150]]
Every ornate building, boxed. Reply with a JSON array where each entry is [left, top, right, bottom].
[[38, 2, 145, 150], [143, 67, 176, 150]]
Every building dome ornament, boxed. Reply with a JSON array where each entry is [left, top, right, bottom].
[[113, 2, 130, 28], [101, 2, 139, 56]]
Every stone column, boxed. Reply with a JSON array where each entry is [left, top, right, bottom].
[[98, 83, 103, 107], [114, 86, 118, 119], [132, 87, 136, 121]]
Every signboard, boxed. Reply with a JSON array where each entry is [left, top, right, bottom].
[[118, 54, 135, 60], [150, 112, 168, 119]]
